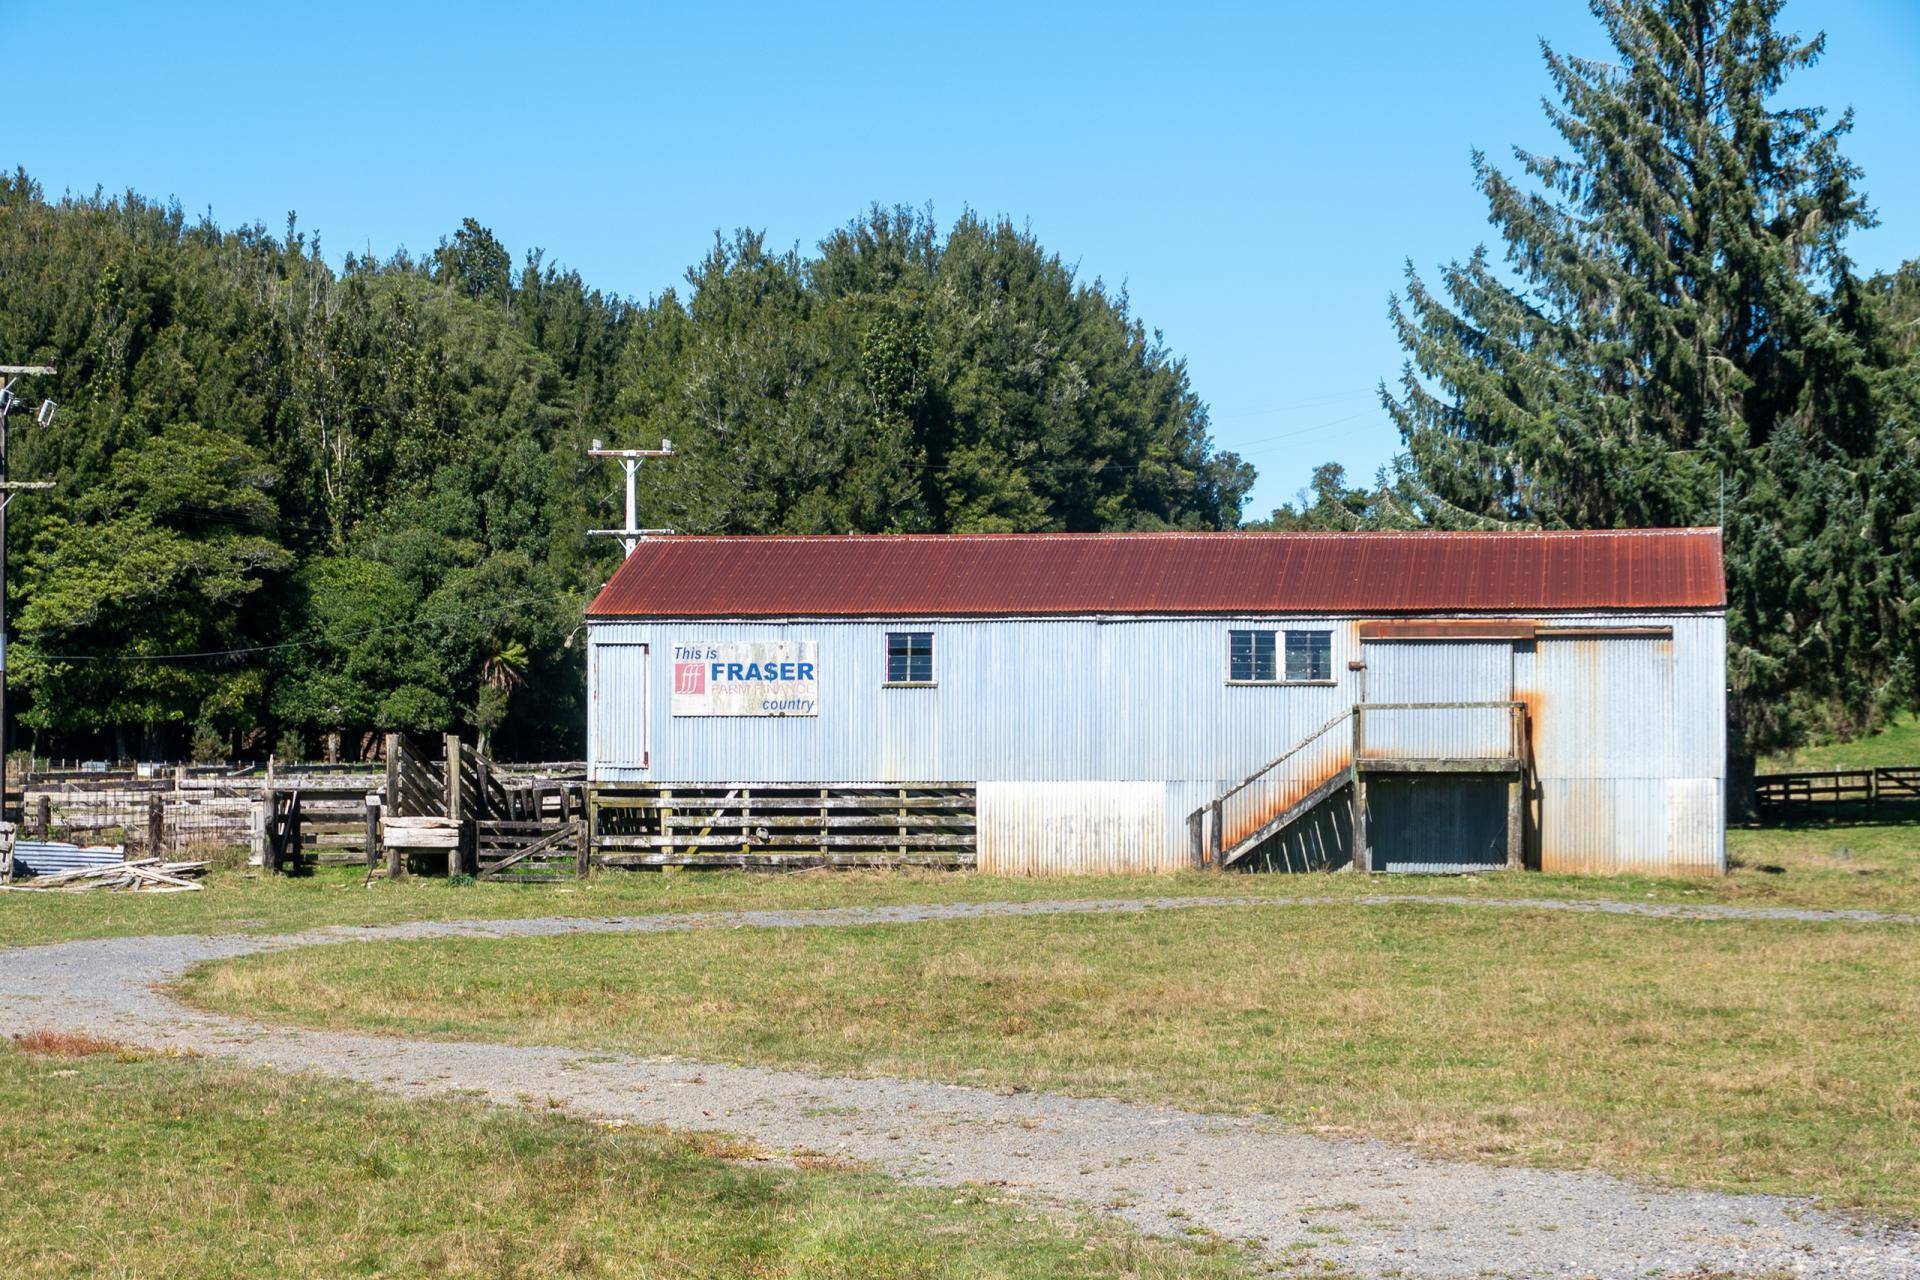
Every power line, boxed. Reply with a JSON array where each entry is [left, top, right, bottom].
[[33, 588, 586, 665], [1208, 388, 1377, 421]]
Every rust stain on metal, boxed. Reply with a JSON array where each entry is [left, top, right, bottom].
[[1222, 758, 1349, 848], [1358, 619, 1538, 641], [588, 529, 1726, 619]]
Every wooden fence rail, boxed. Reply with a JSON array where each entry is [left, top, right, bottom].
[[1754, 766, 1920, 818]]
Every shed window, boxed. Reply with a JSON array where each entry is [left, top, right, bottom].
[[886, 631, 934, 684], [1228, 630, 1276, 682], [1285, 630, 1333, 682]]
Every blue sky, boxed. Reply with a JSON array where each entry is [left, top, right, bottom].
[[9, 1, 1917, 518]]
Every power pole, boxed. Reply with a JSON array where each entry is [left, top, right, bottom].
[[0, 365, 57, 815], [587, 438, 674, 556]]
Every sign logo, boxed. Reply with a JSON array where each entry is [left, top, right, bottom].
[[670, 642, 819, 717]]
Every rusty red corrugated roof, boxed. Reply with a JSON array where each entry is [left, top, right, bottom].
[[585, 528, 1726, 618]]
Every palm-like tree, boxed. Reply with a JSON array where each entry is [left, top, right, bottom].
[[475, 639, 528, 757]]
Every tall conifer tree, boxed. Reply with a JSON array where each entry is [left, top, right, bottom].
[[1384, 0, 1911, 755]]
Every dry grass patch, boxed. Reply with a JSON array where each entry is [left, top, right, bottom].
[[182, 901, 1920, 1218], [13, 1028, 140, 1059]]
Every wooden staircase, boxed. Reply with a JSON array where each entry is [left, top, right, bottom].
[[1192, 701, 1530, 871]]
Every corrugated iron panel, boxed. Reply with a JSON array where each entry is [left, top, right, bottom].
[[1537, 778, 1723, 874], [588, 641, 650, 775], [588, 529, 1726, 619], [587, 609, 1727, 878], [589, 618, 1363, 786], [10, 842, 125, 877], [1367, 775, 1510, 873], [1519, 613, 1726, 874], [1361, 640, 1513, 759], [977, 780, 1172, 874]]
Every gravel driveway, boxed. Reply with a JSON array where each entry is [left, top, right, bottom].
[[4, 893, 1917, 1279]]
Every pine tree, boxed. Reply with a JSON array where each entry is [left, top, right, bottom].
[[1383, 0, 1906, 756]]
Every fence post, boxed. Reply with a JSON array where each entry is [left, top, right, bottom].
[[444, 733, 464, 876], [1351, 709, 1370, 874], [147, 794, 165, 860], [364, 792, 381, 869], [384, 733, 400, 816], [577, 810, 591, 879], [260, 788, 279, 875], [33, 794, 48, 839]]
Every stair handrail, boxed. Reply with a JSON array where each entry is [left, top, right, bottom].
[[1189, 707, 1356, 868], [1192, 706, 1355, 828]]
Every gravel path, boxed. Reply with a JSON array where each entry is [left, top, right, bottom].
[[4, 893, 1917, 1279]]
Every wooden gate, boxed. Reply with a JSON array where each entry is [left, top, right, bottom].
[[476, 816, 587, 880]]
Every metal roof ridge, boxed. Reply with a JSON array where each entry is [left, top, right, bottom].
[[624, 527, 1722, 542]]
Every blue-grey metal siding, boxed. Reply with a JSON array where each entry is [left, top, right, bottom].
[[589, 618, 1367, 786], [587, 610, 1726, 875], [9, 842, 124, 877], [1366, 775, 1510, 873], [1516, 617, 1725, 873]]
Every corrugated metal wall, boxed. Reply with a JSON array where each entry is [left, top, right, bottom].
[[1516, 617, 1726, 873], [977, 781, 1174, 874], [1367, 775, 1509, 873], [588, 641, 650, 768], [588, 611, 1726, 875], [1361, 640, 1513, 760], [589, 618, 1365, 786]]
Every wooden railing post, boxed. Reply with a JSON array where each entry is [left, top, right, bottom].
[[364, 792, 381, 869], [147, 794, 165, 859], [261, 788, 279, 875], [444, 733, 464, 876], [384, 733, 401, 815], [1351, 709, 1370, 874]]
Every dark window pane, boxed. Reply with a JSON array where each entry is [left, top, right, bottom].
[[1285, 631, 1332, 681], [886, 632, 933, 683], [1229, 630, 1276, 682]]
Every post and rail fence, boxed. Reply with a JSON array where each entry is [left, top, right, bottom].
[[1753, 766, 1920, 819]]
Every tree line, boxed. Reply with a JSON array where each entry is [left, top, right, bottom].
[[1259, 0, 1919, 761], [2, 0, 1912, 765], [0, 189, 1249, 760]]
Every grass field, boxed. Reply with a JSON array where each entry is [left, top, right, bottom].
[[181, 900, 1920, 1220], [1763, 713, 1920, 771], [3, 818, 1916, 950], [0, 1035, 1249, 1280]]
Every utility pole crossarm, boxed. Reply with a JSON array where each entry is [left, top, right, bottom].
[[0, 481, 54, 491], [586, 438, 674, 557], [0, 366, 55, 376]]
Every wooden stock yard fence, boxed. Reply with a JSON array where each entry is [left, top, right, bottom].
[[1754, 766, 1920, 819], [11, 749, 587, 878], [588, 784, 977, 869]]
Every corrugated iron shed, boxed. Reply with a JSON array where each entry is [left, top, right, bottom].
[[587, 529, 1725, 619]]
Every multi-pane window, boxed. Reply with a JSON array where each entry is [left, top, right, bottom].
[[1229, 629, 1333, 682], [1228, 630, 1276, 682], [1284, 630, 1333, 681], [886, 631, 934, 684]]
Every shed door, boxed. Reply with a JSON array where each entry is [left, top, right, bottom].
[[589, 642, 650, 771], [1360, 640, 1514, 759], [1359, 639, 1515, 873]]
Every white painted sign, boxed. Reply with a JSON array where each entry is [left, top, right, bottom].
[[670, 641, 819, 716]]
